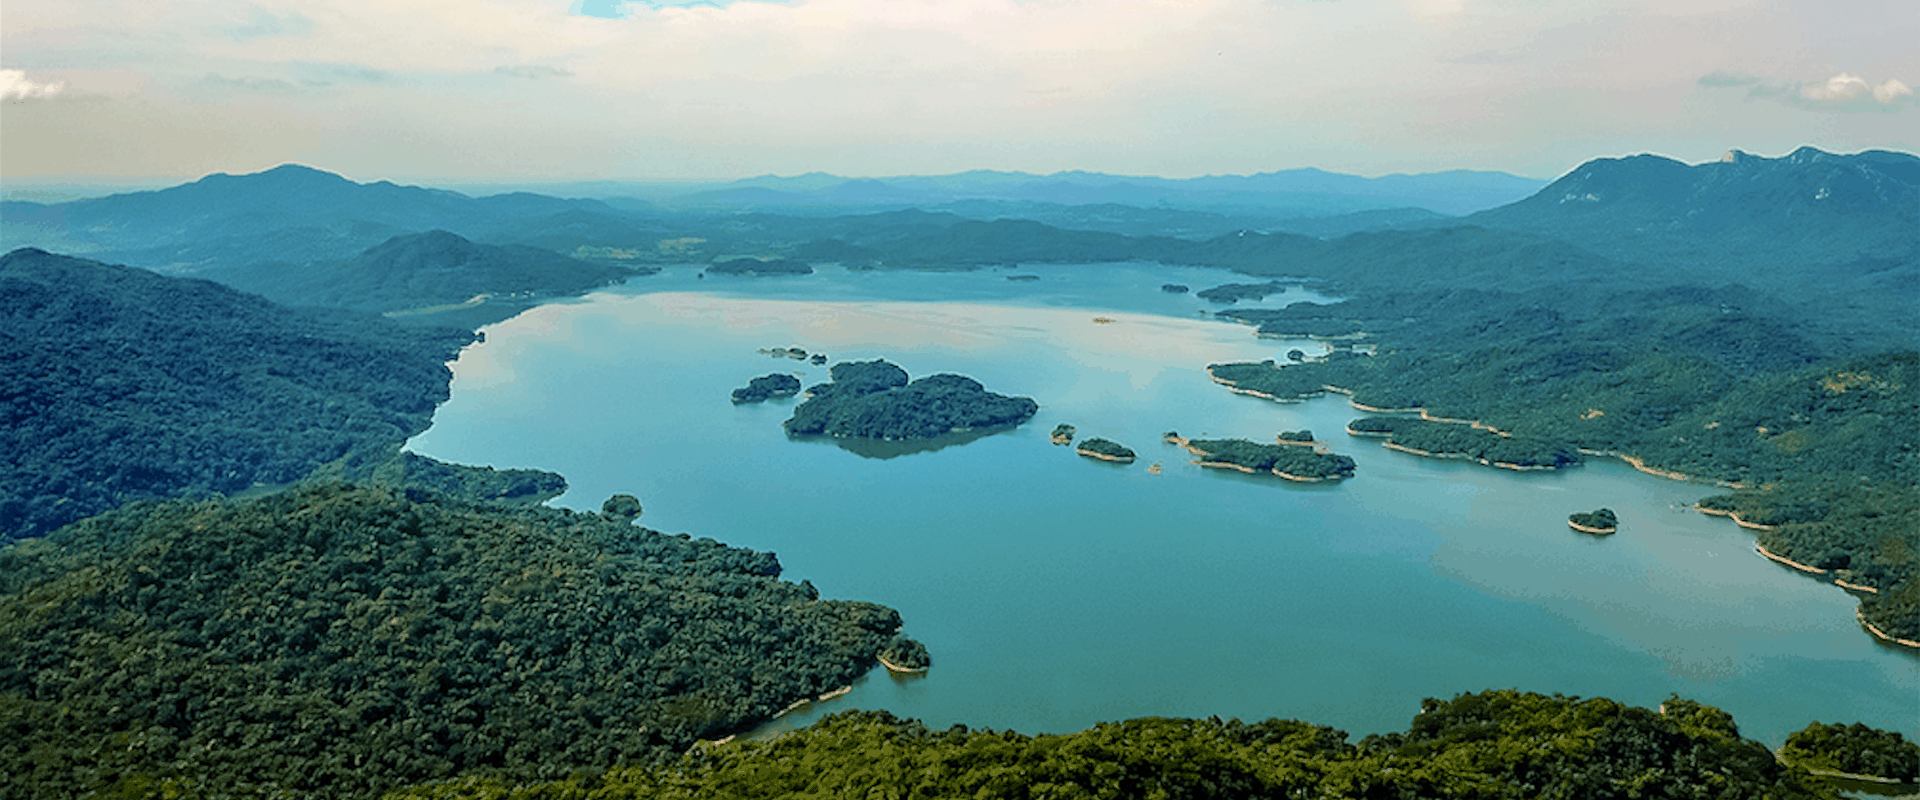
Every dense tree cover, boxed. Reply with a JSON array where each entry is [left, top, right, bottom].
[[1195, 280, 1292, 303], [1051, 423, 1077, 444], [1695, 479, 1919, 640], [1183, 439, 1357, 481], [879, 636, 932, 670], [1277, 429, 1315, 443], [730, 373, 803, 404], [1074, 438, 1136, 462], [0, 248, 487, 542], [785, 360, 1038, 440], [1345, 417, 1583, 469], [1779, 721, 1920, 781], [1569, 508, 1618, 533], [706, 257, 813, 276], [385, 690, 1835, 800], [0, 484, 909, 799], [207, 230, 637, 314]]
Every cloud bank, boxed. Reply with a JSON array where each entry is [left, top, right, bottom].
[[1701, 70, 1916, 113]]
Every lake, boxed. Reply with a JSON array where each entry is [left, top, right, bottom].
[[405, 263, 1918, 747]]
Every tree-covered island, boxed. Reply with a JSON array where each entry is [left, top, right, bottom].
[[1276, 429, 1316, 445], [1346, 416, 1583, 470], [1569, 507, 1619, 534], [1050, 423, 1076, 444], [783, 359, 1038, 440], [1074, 438, 1136, 463], [878, 636, 933, 672], [731, 373, 803, 404], [1173, 437, 1357, 481]]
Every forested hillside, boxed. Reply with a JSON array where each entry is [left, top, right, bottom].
[[385, 691, 1838, 799], [205, 230, 637, 313], [0, 248, 558, 542], [0, 484, 910, 799]]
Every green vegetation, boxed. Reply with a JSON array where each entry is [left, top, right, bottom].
[[1695, 479, 1919, 641], [1196, 280, 1290, 303], [1780, 721, 1920, 782], [1276, 429, 1314, 443], [879, 637, 932, 671], [1345, 417, 1583, 469], [784, 360, 1038, 440], [0, 248, 547, 543], [1208, 350, 1919, 642], [707, 257, 812, 276], [1161, 283, 1189, 293], [1183, 439, 1357, 481], [1050, 423, 1076, 444], [1074, 438, 1136, 463], [383, 690, 1836, 799], [1569, 508, 1619, 533], [731, 373, 803, 404], [214, 230, 637, 314], [0, 484, 909, 799]]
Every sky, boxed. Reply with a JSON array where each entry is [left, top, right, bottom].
[[1, 0, 1915, 186]]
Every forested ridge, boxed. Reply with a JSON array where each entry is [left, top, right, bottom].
[[0, 484, 909, 799], [385, 690, 1839, 799], [0, 248, 559, 542]]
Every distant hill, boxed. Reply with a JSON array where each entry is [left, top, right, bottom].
[[1470, 147, 1919, 281], [206, 229, 637, 313], [0, 164, 664, 281], [0, 248, 560, 541], [654, 167, 1545, 217]]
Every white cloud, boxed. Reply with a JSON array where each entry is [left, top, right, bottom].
[[1, 69, 67, 101], [1701, 70, 1915, 113]]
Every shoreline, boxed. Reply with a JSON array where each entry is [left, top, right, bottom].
[[877, 654, 928, 674], [1568, 520, 1617, 534], [1755, 543, 1826, 575], [1856, 609, 1920, 649], [1380, 441, 1563, 472], [1778, 748, 1920, 786], [1075, 447, 1136, 464]]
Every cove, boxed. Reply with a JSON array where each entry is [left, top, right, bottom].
[[405, 263, 1918, 747]]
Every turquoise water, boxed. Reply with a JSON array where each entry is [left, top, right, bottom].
[[406, 264, 1918, 746]]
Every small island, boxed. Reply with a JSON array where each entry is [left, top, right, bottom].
[[708, 257, 813, 276], [1051, 423, 1076, 445], [1568, 508, 1618, 534], [1170, 435, 1357, 482], [1276, 429, 1316, 446], [1005, 274, 1041, 282], [1195, 280, 1289, 303], [1161, 283, 1190, 294], [1075, 438, 1136, 463], [784, 359, 1038, 439], [731, 373, 803, 404], [878, 636, 931, 673]]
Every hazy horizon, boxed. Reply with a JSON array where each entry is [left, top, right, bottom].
[[5, 0, 1916, 186]]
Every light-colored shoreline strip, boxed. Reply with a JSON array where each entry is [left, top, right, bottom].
[[1857, 609, 1920, 649], [1755, 543, 1825, 575], [877, 654, 928, 674], [1568, 520, 1617, 534]]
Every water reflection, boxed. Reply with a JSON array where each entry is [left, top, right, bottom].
[[790, 426, 1016, 459]]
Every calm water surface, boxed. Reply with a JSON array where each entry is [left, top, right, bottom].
[[407, 264, 1918, 746]]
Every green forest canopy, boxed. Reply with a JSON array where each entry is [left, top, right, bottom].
[[0, 484, 909, 800]]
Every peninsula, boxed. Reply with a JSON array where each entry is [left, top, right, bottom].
[[1167, 434, 1357, 482], [732, 373, 803, 404]]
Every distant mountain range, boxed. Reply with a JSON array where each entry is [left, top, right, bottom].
[[2, 148, 1911, 339]]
